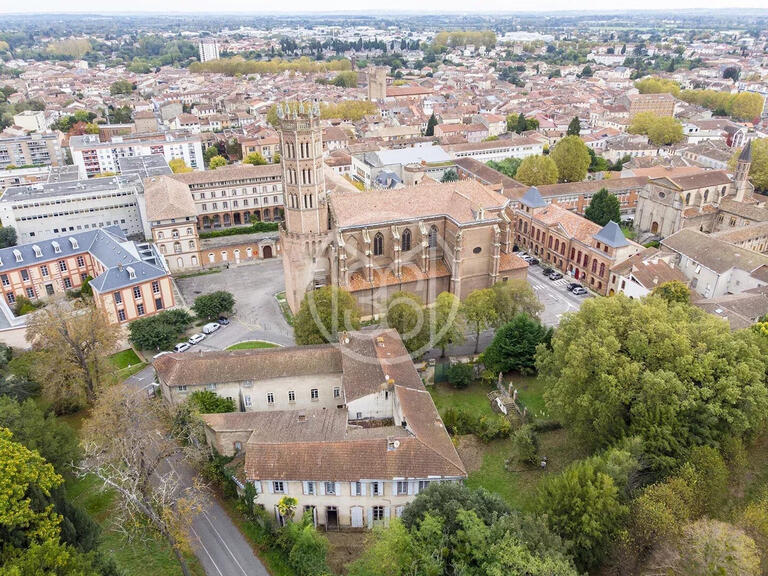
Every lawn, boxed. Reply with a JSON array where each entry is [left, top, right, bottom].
[[507, 374, 549, 420], [227, 340, 280, 350], [275, 292, 294, 326], [109, 348, 142, 370], [429, 381, 496, 421], [66, 474, 205, 576]]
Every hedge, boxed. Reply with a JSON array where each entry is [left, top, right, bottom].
[[198, 222, 279, 239]]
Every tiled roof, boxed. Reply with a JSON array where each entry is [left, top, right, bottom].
[[718, 198, 768, 223], [534, 203, 602, 244], [499, 252, 529, 271], [144, 176, 197, 221], [331, 180, 507, 229], [535, 176, 648, 197], [662, 228, 768, 274], [347, 261, 451, 292]]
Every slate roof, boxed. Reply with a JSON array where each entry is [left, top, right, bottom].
[[520, 186, 547, 209], [739, 141, 752, 163], [593, 221, 629, 248]]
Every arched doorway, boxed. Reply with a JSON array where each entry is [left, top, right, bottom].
[[263, 245, 273, 259], [651, 221, 659, 235]]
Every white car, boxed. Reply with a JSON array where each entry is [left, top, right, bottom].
[[202, 322, 221, 334], [188, 333, 206, 345], [173, 342, 191, 353]]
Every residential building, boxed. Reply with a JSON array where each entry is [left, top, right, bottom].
[[199, 40, 220, 63], [367, 67, 387, 101], [623, 93, 677, 118], [155, 329, 467, 529], [12, 110, 48, 133], [510, 187, 643, 295], [0, 174, 149, 243], [443, 137, 543, 163], [0, 226, 173, 325], [0, 133, 63, 169], [69, 132, 204, 178], [607, 247, 688, 298], [351, 143, 453, 189]]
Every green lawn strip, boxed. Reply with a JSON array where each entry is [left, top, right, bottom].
[[66, 474, 204, 576], [115, 362, 148, 381], [217, 495, 296, 576], [226, 341, 280, 350], [109, 349, 142, 370], [429, 381, 496, 421]]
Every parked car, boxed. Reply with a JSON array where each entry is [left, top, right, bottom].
[[542, 267, 555, 276], [549, 271, 563, 280], [173, 342, 191, 353], [188, 333, 206, 345], [566, 282, 583, 292], [218, 316, 230, 325], [202, 322, 221, 334], [527, 258, 539, 266], [572, 287, 588, 295]]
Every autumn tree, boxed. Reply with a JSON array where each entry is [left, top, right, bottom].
[[208, 155, 227, 169], [651, 280, 691, 304], [550, 135, 591, 183], [515, 155, 559, 186], [25, 299, 119, 409], [77, 384, 203, 576], [168, 158, 193, 173], [629, 112, 684, 146], [462, 288, 498, 354], [244, 152, 267, 166], [584, 188, 621, 226], [294, 286, 361, 345]]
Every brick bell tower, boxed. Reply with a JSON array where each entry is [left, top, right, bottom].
[[277, 101, 332, 313]]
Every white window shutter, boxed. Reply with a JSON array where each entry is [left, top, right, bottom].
[[268, 481, 274, 494], [319, 482, 325, 496], [335, 482, 341, 496], [254, 481, 262, 494], [350, 481, 356, 495], [367, 507, 373, 529], [407, 481, 414, 496], [384, 506, 391, 525], [361, 482, 367, 496], [391, 481, 398, 496], [302, 481, 309, 495]]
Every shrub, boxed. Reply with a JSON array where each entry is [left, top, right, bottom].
[[512, 425, 539, 465], [447, 362, 473, 389], [475, 414, 512, 443], [198, 221, 279, 239], [189, 390, 236, 413], [442, 407, 477, 435]]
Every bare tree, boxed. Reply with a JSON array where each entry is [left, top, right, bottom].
[[25, 298, 119, 406], [77, 383, 203, 576]]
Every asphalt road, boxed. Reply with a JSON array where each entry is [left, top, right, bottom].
[[525, 264, 591, 327]]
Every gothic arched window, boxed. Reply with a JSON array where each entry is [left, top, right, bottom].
[[428, 225, 438, 248], [373, 233, 383, 256], [401, 228, 412, 252]]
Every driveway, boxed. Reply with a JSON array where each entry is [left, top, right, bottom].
[[526, 264, 590, 327], [176, 258, 295, 348]]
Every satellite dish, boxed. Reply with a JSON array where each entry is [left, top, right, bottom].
[[393, 440, 400, 448]]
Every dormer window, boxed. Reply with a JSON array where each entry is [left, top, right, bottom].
[[13, 249, 22, 263], [126, 266, 136, 280], [51, 241, 61, 253], [69, 237, 78, 250], [32, 245, 42, 258]]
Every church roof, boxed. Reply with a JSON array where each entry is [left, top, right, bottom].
[[593, 220, 629, 248], [520, 186, 547, 208], [739, 141, 752, 163]]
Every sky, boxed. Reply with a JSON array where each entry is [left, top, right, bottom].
[[0, 0, 765, 14]]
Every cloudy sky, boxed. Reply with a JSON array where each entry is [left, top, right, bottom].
[[0, 0, 765, 13]]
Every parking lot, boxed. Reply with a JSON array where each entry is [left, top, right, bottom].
[[520, 255, 592, 327]]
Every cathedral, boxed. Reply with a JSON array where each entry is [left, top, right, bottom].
[[277, 102, 528, 315]]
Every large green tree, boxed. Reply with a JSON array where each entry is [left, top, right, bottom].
[[385, 291, 430, 355], [129, 309, 193, 351], [425, 113, 437, 136], [483, 314, 551, 375], [462, 288, 498, 354], [550, 135, 591, 183], [192, 290, 235, 320], [566, 116, 581, 136], [294, 286, 361, 345], [492, 278, 543, 324], [583, 188, 621, 226], [537, 295, 768, 473], [431, 291, 465, 357], [515, 155, 559, 186]]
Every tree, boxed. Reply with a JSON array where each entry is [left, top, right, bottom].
[[550, 135, 590, 183], [129, 309, 193, 351], [203, 145, 220, 165], [168, 158, 193, 173], [277, 496, 299, 522], [537, 458, 627, 571], [515, 155, 559, 186], [729, 139, 768, 193], [483, 314, 550, 375], [462, 288, 498, 354], [0, 226, 17, 248], [588, 147, 610, 172], [294, 286, 360, 345], [492, 278, 543, 324], [209, 155, 227, 169], [537, 295, 768, 473], [109, 80, 134, 95], [243, 152, 267, 166], [566, 116, 581, 136], [580, 65, 593, 77], [515, 112, 528, 134], [188, 390, 235, 413], [1, 539, 102, 576], [486, 157, 521, 179], [647, 519, 760, 576], [25, 300, 119, 408], [77, 384, 203, 576], [431, 291, 465, 357], [108, 105, 133, 124], [385, 291, 430, 355], [512, 424, 539, 466], [447, 362, 473, 389], [440, 168, 458, 183], [722, 66, 741, 81], [634, 76, 681, 96], [583, 188, 621, 226], [425, 113, 437, 136], [651, 280, 691, 304], [629, 112, 684, 146], [192, 290, 235, 320]]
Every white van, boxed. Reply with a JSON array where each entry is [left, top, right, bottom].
[[202, 322, 221, 334]]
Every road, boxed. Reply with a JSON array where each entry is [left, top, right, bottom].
[[525, 264, 591, 327]]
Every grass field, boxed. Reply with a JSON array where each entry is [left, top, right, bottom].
[[508, 374, 549, 419], [429, 381, 496, 421], [226, 341, 279, 350], [66, 473, 204, 576], [109, 349, 147, 381]]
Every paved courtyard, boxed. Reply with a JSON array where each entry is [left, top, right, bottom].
[[175, 258, 295, 349], [525, 264, 591, 327]]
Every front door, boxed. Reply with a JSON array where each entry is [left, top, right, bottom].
[[350, 506, 363, 528], [45, 284, 54, 295], [263, 245, 273, 259]]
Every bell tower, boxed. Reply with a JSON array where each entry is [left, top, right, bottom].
[[734, 141, 753, 203], [277, 101, 332, 313]]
